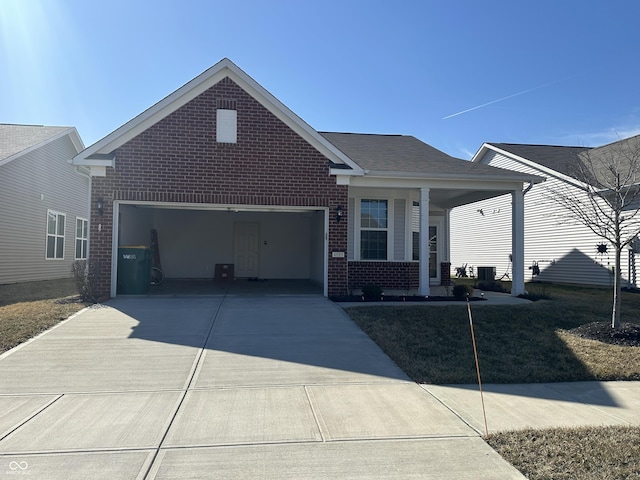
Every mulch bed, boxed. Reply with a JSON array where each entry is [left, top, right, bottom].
[[330, 295, 486, 303], [568, 322, 640, 347]]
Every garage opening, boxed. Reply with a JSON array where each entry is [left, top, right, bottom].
[[114, 203, 327, 296]]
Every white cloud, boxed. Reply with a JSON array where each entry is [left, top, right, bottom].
[[563, 125, 640, 147]]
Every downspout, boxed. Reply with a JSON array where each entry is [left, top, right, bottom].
[[523, 180, 534, 196]]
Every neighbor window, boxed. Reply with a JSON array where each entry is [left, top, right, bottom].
[[46, 210, 66, 259], [75, 218, 88, 260], [360, 199, 388, 260]]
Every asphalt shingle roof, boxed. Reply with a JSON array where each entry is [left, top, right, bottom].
[[488, 143, 592, 177], [0, 124, 70, 162], [320, 132, 538, 180]]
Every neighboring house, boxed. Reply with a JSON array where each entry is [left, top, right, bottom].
[[73, 58, 541, 299], [0, 124, 88, 284], [450, 139, 640, 287]]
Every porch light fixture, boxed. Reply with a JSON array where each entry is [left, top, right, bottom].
[[336, 205, 343, 223], [96, 198, 104, 217]]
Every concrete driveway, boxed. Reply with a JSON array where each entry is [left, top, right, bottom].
[[0, 295, 524, 479]]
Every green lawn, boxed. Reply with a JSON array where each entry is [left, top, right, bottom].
[[346, 282, 640, 384]]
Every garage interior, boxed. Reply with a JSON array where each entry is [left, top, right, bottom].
[[116, 204, 326, 296]]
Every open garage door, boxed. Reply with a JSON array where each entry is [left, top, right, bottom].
[[113, 202, 328, 297]]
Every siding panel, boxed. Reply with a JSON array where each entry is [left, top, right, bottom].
[[450, 150, 632, 286], [394, 199, 406, 260], [0, 135, 88, 284]]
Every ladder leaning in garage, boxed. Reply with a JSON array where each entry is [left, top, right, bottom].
[[150, 229, 165, 285]]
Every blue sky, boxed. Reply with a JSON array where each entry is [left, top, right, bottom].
[[2, 0, 640, 159]]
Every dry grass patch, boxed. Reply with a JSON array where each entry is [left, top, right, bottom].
[[487, 426, 640, 480], [0, 278, 88, 353], [557, 330, 640, 381]]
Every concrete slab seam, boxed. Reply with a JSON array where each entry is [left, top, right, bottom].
[[304, 385, 326, 442], [0, 394, 64, 443], [0, 446, 160, 456], [419, 384, 485, 436], [141, 294, 227, 479]]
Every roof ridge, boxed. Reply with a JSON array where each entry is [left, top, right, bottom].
[[490, 142, 590, 149], [319, 131, 407, 137]]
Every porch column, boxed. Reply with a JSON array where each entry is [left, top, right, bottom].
[[419, 188, 430, 296], [511, 188, 525, 296]]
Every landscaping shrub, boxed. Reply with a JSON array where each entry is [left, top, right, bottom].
[[71, 260, 100, 302], [361, 284, 383, 300], [476, 280, 507, 292], [452, 284, 474, 299]]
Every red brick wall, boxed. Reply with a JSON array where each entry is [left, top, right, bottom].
[[348, 261, 419, 292], [89, 77, 348, 297]]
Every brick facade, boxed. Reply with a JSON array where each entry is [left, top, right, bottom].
[[89, 77, 348, 298], [347, 261, 419, 292]]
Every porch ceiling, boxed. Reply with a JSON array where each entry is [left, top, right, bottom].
[[431, 187, 516, 209]]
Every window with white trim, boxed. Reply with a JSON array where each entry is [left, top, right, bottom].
[[46, 210, 66, 259], [75, 218, 88, 260], [360, 199, 388, 260]]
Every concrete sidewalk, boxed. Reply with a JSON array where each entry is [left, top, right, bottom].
[[0, 296, 635, 479], [423, 381, 640, 435]]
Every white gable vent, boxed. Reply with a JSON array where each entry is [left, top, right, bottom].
[[216, 99, 237, 144]]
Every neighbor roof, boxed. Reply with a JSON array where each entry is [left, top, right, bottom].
[[321, 132, 542, 181], [487, 143, 591, 177], [0, 124, 72, 162]]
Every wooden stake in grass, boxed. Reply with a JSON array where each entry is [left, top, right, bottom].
[[467, 294, 489, 437]]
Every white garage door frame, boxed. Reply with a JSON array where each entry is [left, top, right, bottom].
[[110, 201, 329, 297]]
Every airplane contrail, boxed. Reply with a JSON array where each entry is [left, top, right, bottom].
[[442, 80, 560, 120]]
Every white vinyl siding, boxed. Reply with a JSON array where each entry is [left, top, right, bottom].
[[75, 218, 88, 260], [393, 199, 406, 260], [216, 109, 237, 143], [450, 150, 633, 286], [0, 134, 89, 283]]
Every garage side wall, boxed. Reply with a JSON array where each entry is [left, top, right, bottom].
[[89, 77, 347, 298]]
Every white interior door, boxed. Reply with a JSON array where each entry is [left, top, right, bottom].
[[234, 222, 260, 278]]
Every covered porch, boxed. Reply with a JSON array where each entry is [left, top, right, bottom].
[[344, 179, 534, 297]]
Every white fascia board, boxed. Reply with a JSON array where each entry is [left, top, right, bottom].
[[73, 58, 364, 174], [361, 169, 544, 184], [1, 127, 83, 168], [481, 143, 587, 190], [349, 174, 528, 191]]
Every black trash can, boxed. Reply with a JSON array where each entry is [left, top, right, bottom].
[[117, 246, 151, 294]]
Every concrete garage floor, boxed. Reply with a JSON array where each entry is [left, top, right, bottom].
[[147, 278, 323, 296], [0, 295, 527, 479]]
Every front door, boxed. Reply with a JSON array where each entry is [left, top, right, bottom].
[[429, 216, 444, 284], [234, 222, 260, 278]]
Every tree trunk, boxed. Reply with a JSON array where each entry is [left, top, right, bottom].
[[612, 247, 622, 329]]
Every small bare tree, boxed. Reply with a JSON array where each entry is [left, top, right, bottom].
[[553, 135, 640, 328]]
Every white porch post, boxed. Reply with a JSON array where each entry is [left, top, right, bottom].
[[511, 188, 525, 296], [419, 188, 430, 296]]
